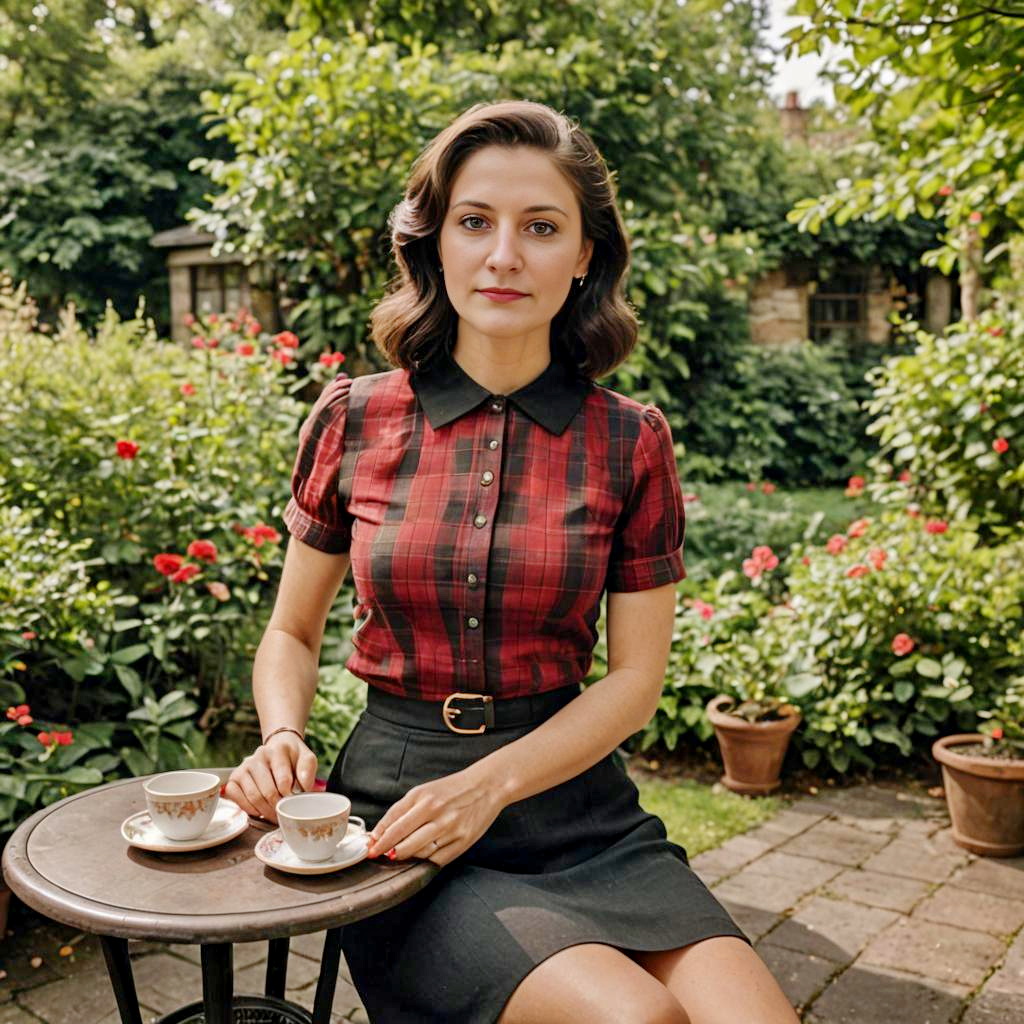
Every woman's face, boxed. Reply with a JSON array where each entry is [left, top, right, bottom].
[[437, 145, 593, 347]]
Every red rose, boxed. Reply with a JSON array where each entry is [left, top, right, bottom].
[[845, 564, 870, 578], [986, 326, 1004, 337], [319, 352, 346, 366], [21, 631, 36, 640], [153, 553, 184, 576], [826, 534, 847, 555], [37, 732, 53, 746], [247, 321, 262, 337], [191, 336, 208, 349], [207, 581, 231, 602], [183, 313, 196, 326], [868, 547, 888, 570], [115, 439, 139, 460], [898, 470, 912, 483], [891, 633, 915, 656], [925, 519, 949, 534], [16, 713, 33, 726], [968, 211, 982, 224], [180, 382, 196, 396], [847, 475, 866, 489], [992, 727, 1004, 740], [993, 437, 1009, 454], [236, 342, 255, 357], [745, 482, 757, 491], [801, 555, 811, 566], [937, 184, 953, 197], [242, 523, 281, 547], [274, 331, 300, 349], [187, 540, 218, 563], [847, 518, 871, 538], [170, 564, 201, 584], [208, 314, 220, 325], [761, 482, 776, 494], [54, 730, 73, 746]]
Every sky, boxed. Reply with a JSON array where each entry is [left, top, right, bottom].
[[764, 0, 840, 106]]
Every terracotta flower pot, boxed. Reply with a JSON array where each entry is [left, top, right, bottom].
[[932, 734, 1024, 857], [706, 694, 801, 796]]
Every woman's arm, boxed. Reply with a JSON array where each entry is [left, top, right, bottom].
[[225, 537, 351, 821], [366, 581, 678, 862], [466, 581, 678, 805]]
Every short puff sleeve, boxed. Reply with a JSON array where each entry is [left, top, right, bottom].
[[282, 374, 354, 554], [606, 404, 687, 592]]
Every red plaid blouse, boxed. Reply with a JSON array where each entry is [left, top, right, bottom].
[[282, 349, 686, 700]]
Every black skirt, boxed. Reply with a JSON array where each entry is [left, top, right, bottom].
[[325, 683, 750, 1024]]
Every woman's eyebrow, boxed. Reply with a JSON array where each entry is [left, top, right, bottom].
[[452, 200, 568, 217]]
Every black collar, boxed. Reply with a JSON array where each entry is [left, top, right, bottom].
[[410, 348, 591, 436]]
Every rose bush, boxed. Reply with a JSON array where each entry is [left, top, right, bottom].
[[863, 309, 1024, 539], [0, 273, 356, 837]]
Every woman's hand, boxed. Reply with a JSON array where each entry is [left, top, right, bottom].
[[224, 733, 318, 824], [366, 767, 507, 867]]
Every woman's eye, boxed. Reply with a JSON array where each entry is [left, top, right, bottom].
[[530, 221, 557, 236], [460, 215, 487, 230]]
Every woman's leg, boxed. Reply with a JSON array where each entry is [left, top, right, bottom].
[[628, 937, 800, 1024], [497, 943, 690, 1024]]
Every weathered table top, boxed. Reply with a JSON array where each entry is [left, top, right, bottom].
[[1, 775, 439, 943]]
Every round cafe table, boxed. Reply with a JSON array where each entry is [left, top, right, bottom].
[[1, 774, 439, 1024]]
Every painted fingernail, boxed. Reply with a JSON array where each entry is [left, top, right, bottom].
[[386, 848, 397, 860]]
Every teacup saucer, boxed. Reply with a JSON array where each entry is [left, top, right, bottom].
[[254, 821, 370, 875], [122, 798, 249, 853]]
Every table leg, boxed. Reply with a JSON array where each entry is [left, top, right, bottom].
[[311, 927, 344, 1024], [200, 943, 233, 1024], [265, 937, 289, 998], [99, 936, 144, 1024]]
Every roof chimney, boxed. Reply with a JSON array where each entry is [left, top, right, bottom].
[[779, 90, 807, 143]]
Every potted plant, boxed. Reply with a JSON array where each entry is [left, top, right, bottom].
[[932, 675, 1024, 857], [706, 602, 819, 795]]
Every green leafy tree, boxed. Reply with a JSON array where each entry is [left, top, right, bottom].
[[784, 1, 1024, 318]]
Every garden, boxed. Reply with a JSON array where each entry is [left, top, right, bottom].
[[1, 0, 1023, 1018]]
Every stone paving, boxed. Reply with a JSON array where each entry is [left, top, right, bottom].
[[1, 782, 1022, 1023]]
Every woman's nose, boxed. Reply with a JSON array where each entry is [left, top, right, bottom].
[[486, 226, 523, 271]]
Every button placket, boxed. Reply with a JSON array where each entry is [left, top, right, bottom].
[[463, 398, 506, 688]]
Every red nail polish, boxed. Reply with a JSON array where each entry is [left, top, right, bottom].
[[386, 848, 397, 860]]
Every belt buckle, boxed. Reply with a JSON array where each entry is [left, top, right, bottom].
[[442, 692, 494, 735]]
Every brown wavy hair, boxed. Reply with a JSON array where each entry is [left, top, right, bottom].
[[369, 99, 638, 381]]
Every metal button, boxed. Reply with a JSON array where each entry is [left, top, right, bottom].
[[490, 398, 504, 413], [488, 439, 499, 450], [467, 616, 480, 629], [474, 514, 487, 528], [480, 471, 494, 486], [467, 572, 479, 586]]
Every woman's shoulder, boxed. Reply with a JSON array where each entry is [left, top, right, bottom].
[[587, 382, 670, 433]]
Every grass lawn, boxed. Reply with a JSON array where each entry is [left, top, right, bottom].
[[634, 776, 783, 857]]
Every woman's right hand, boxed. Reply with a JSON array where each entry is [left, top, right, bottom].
[[224, 733, 319, 823]]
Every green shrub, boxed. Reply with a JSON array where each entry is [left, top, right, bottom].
[[680, 339, 886, 486], [864, 310, 1024, 539], [785, 510, 1024, 773]]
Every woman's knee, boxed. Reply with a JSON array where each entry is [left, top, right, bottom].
[[497, 942, 689, 1024]]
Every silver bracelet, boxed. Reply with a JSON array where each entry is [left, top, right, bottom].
[[261, 726, 305, 745]]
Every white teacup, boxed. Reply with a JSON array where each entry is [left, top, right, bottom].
[[276, 792, 365, 862], [143, 770, 221, 841]]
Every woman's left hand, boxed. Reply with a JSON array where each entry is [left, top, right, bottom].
[[365, 766, 507, 867]]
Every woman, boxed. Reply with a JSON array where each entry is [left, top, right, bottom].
[[227, 99, 799, 1024]]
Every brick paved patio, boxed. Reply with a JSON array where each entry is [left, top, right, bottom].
[[2, 782, 1022, 1023]]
